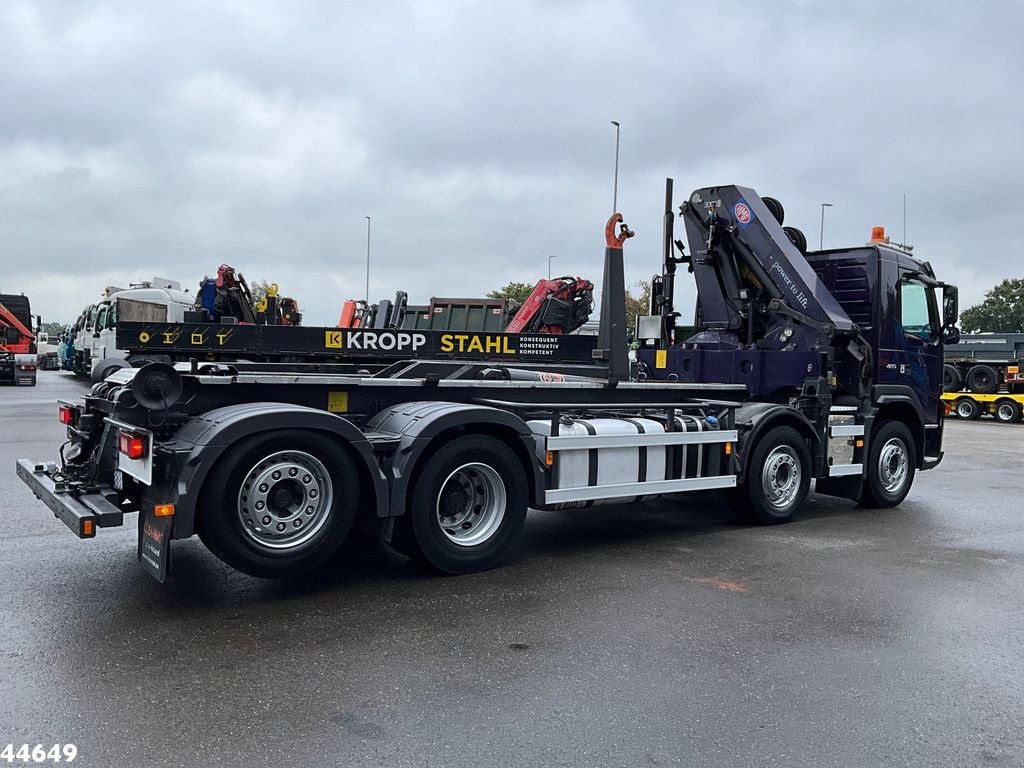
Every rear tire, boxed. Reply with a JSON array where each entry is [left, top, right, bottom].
[[994, 399, 1023, 424], [404, 435, 528, 574], [860, 420, 916, 508], [737, 426, 811, 524], [198, 430, 360, 578], [942, 364, 962, 392], [966, 364, 999, 394], [954, 397, 981, 420]]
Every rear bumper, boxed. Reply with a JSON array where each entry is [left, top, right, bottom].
[[16, 459, 125, 537]]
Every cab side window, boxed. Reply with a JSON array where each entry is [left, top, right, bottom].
[[900, 279, 937, 340]]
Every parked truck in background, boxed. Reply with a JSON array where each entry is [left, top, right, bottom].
[[16, 180, 957, 583], [943, 332, 1024, 394], [1, 293, 39, 386], [939, 333, 1024, 423], [72, 279, 194, 382]]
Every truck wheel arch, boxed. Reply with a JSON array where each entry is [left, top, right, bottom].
[[733, 403, 821, 483], [171, 404, 389, 538], [366, 401, 542, 518], [872, 400, 925, 469]]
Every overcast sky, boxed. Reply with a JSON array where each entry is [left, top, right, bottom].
[[2, 0, 1021, 325]]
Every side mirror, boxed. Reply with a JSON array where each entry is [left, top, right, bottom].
[[942, 326, 960, 345], [941, 284, 959, 328]]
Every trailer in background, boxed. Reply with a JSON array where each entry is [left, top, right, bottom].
[[942, 391, 1024, 423], [944, 333, 1024, 394]]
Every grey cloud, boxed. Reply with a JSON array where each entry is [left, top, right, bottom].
[[1, 0, 1020, 324]]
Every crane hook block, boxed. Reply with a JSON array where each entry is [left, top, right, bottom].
[[605, 213, 635, 249]]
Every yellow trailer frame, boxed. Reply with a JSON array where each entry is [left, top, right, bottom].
[[942, 392, 1024, 423]]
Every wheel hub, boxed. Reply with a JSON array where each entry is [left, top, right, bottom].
[[878, 438, 908, 494], [436, 463, 506, 547], [237, 451, 334, 551], [761, 445, 801, 509]]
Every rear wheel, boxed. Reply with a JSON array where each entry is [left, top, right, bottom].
[[942, 364, 962, 392], [737, 426, 811, 524], [994, 399, 1023, 424], [860, 420, 916, 508], [966, 364, 999, 394], [199, 430, 360, 577], [403, 435, 528, 574], [954, 397, 981, 420]]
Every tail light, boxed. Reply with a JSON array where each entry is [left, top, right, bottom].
[[18, 363, 36, 371], [58, 405, 76, 426], [118, 431, 147, 460]]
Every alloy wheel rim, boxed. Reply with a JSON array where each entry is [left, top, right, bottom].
[[237, 450, 334, 551], [761, 445, 801, 509], [878, 438, 909, 494], [436, 462, 506, 546]]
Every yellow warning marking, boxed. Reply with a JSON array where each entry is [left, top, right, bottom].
[[655, 349, 667, 369], [327, 391, 349, 413], [325, 330, 343, 349]]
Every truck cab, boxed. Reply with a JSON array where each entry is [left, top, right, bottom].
[[74, 282, 194, 382], [636, 183, 958, 508], [806, 232, 957, 442]]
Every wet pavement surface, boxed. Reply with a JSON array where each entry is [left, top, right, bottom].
[[1, 372, 1022, 767]]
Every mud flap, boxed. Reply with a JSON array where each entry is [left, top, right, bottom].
[[137, 510, 172, 582], [815, 475, 863, 502]]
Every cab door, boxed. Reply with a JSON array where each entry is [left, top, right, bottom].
[[896, 275, 942, 424]]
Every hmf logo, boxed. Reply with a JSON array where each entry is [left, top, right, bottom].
[[734, 201, 752, 225]]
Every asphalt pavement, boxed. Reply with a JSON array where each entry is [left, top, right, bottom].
[[1, 372, 1022, 767]]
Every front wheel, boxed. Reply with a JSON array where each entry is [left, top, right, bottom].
[[199, 430, 360, 577], [403, 435, 528, 574], [954, 397, 981, 420], [860, 420, 916, 508], [736, 425, 811, 524]]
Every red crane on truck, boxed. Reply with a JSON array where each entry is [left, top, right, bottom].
[[0, 294, 38, 386]]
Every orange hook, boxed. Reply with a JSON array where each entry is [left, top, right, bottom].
[[605, 213, 635, 249]]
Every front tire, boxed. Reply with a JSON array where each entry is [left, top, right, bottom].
[[737, 426, 811, 524], [404, 435, 528, 574], [860, 420, 916, 508], [198, 430, 360, 577], [954, 397, 981, 420]]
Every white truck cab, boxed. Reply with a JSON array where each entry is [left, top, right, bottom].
[[74, 279, 194, 382]]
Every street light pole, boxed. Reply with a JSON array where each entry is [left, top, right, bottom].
[[819, 203, 833, 250], [548, 254, 557, 280], [365, 216, 371, 303], [611, 121, 620, 214]]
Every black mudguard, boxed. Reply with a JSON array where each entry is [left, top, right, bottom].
[[163, 403, 389, 538], [367, 401, 543, 515], [732, 401, 823, 482]]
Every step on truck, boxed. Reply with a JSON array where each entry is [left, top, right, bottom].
[[17, 183, 956, 582]]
